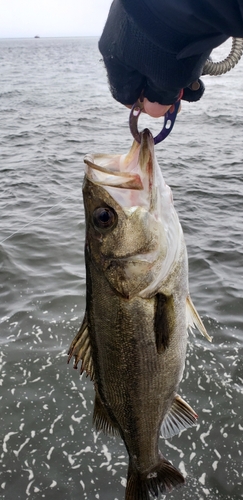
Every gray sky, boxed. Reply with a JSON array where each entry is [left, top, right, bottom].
[[0, 0, 112, 38]]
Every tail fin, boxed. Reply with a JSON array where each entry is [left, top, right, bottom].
[[125, 458, 185, 500]]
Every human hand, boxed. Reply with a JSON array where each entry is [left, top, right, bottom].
[[126, 100, 173, 118], [142, 100, 173, 118], [99, 0, 207, 117]]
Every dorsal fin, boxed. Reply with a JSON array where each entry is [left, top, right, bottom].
[[67, 312, 95, 380], [161, 395, 198, 439], [186, 295, 212, 342], [154, 294, 175, 353], [93, 390, 120, 436]]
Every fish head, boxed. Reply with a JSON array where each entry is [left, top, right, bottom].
[[83, 129, 183, 298]]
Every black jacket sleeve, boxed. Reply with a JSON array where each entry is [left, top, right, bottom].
[[121, 0, 243, 51], [99, 0, 243, 106]]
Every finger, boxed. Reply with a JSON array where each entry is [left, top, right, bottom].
[[126, 100, 182, 118], [143, 99, 171, 118], [168, 102, 182, 114]]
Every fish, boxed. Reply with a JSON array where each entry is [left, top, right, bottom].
[[68, 129, 212, 499]]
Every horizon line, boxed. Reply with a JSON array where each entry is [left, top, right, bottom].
[[0, 35, 100, 40]]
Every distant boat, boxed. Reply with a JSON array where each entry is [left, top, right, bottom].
[[34, 35, 40, 38]]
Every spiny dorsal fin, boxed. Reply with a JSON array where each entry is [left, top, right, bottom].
[[161, 395, 198, 439], [186, 295, 212, 342], [67, 312, 95, 380]]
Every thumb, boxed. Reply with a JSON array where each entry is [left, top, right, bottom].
[[182, 79, 205, 102]]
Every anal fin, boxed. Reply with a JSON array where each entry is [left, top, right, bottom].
[[67, 312, 95, 381], [161, 395, 198, 439]]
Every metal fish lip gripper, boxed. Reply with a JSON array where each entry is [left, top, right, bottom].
[[129, 99, 180, 145]]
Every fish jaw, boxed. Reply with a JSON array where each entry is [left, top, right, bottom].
[[83, 129, 157, 211], [83, 130, 184, 298]]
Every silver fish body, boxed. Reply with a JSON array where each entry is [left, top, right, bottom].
[[68, 130, 211, 499]]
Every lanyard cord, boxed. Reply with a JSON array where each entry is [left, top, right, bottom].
[[203, 37, 243, 76]]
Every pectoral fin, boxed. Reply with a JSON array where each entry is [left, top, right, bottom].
[[161, 395, 198, 439], [154, 294, 175, 353], [67, 312, 95, 380], [186, 295, 212, 342]]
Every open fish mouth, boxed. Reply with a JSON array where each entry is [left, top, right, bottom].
[[84, 129, 156, 209], [83, 128, 187, 299], [83, 129, 181, 293]]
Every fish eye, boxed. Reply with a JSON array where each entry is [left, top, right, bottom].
[[93, 207, 117, 230]]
